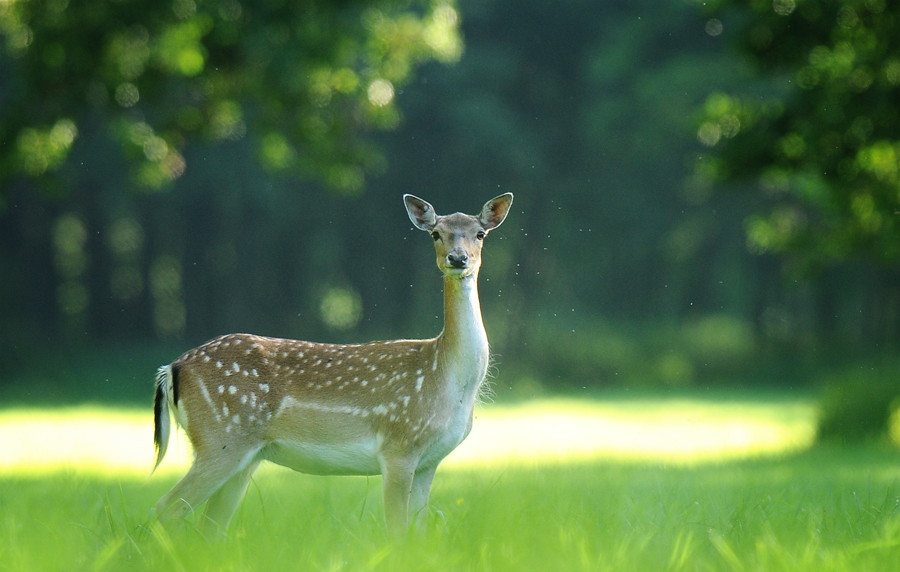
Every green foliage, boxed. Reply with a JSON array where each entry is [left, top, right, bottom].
[[517, 315, 758, 388], [4, 448, 900, 570], [0, 0, 461, 195], [1, 0, 896, 384], [0, 344, 178, 406], [695, 0, 900, 269], [818, 361, 900, 444]]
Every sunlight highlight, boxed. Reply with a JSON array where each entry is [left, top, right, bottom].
[[0, 407, 192, 476], [0, 398, 817, 476], [451, 398, 817, 466]]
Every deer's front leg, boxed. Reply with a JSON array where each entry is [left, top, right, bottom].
[[379, 455, 417, 534], [410, 465, 437, 531]]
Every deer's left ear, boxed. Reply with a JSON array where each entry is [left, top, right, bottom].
[[479, 193, 514, 231]]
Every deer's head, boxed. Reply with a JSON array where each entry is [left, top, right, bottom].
[[404, 194, 513, 279]]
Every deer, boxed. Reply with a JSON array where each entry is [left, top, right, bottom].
[[152, 193, 513, 536]]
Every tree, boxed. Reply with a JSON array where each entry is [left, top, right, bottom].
[[695, 0, 900, 271], [0, 0, 461, 202]]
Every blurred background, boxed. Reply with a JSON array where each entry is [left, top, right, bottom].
[[1, 0, 898, 443]]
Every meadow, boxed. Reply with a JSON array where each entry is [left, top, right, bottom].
[[2, 395, 900, 571]]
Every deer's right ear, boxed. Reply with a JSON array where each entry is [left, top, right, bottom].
[[404, 194, 438, 231]]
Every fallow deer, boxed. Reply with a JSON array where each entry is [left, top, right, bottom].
[[153, 193, 513, 535]]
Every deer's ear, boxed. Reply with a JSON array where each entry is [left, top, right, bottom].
[[404, 195, 438, 231], [479, 193, 513, 231]]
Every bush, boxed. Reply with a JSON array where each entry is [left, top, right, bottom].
[[817, 363, 900, 445], [516, 315, 759, 389]]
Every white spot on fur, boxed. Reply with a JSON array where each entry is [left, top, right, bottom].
[[228, 385, 237, 394], [259, 383, 270, 393], [416, 376, 424, 392], [198, 381, 221, 422]]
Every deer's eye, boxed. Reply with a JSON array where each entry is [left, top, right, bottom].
[[431, 231, 441, 241], [476, 230, 486, 240]]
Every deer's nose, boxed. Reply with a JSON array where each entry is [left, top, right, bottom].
[[447, 249, 468, 268]]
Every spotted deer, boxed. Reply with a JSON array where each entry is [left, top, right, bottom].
[[153, 193, 513, 535]]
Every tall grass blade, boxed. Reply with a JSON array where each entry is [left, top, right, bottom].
[[708, 529, 744, 572]]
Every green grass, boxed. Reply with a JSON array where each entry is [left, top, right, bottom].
[[2, 451, 900, 570], [1, 397, 900, 571]]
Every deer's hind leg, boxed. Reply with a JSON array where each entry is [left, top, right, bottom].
[[156, 442, 263, 529], [201, 458, 261, 536]]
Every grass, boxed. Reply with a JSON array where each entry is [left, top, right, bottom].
[[1, 395, 900, 571]]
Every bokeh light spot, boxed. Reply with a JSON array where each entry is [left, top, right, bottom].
[[367, 79, 394, 107], [320, 286, 363, 330], [705, 19, 723, 37], [115, 83, 140, 108]]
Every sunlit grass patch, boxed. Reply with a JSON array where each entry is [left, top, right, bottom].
[[457, 396, 817, 465], [0, 395, 817, 476], [0, 406, 188, 476]]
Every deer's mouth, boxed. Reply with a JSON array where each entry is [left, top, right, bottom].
[[440, 263, 477, 278]]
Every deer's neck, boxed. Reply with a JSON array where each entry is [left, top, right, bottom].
[[438, 273, 489, 394]]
